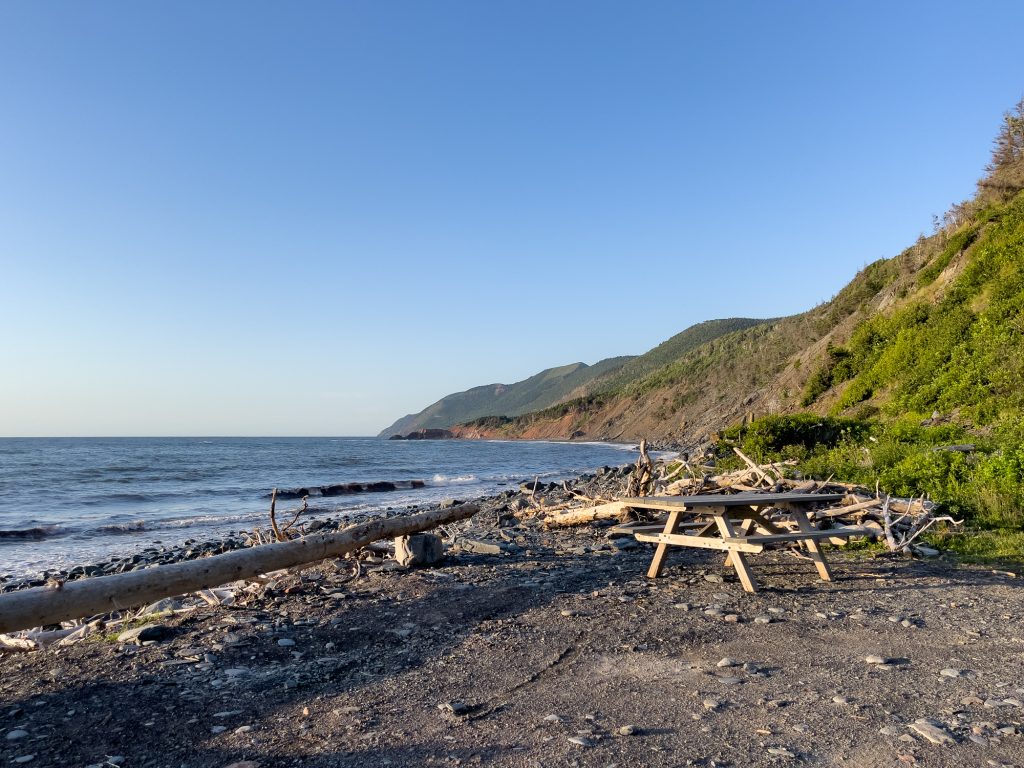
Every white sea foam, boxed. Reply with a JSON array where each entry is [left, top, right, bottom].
[[430, 474, 478, 485]]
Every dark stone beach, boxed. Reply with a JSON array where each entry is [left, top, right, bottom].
[[2, 467, 1023, 768]]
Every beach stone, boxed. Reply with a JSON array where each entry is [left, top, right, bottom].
[[12, 757, 34, 765], [767, 747, 795, 757], [568, 735, 596, 747], [704, 574, 724, 583], [117, 624, 169, 644], [460, 539, 503, 556], [439, 701, 470, 716], [832, 696, 852, 705], [754, 615, 772, 624], [865, 655, 887, 664], [224, 762, 262, 768], [940, 668, 964, 678], [879, 726, 900, 736], [703, 698, 722, 710], [717, 657, 741, 667], [717, 676, 743, 685], [277, 638, 295, 647], [909, 719, 956, 744], [393, 534, 443, 567], [617, 725, 639, 736], [5, 730, 29, 741], [211, 725, 227, 734]]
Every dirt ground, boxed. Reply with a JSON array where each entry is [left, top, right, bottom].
[[2, 521, 1023, 768]]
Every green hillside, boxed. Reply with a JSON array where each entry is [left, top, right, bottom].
[[593, 318, 768, 395], [720, 101, 1024, 560]]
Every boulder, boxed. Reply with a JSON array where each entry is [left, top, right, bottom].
[[394, 534, 444, 567]]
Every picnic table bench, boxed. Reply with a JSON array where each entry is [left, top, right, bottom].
[[617, 492, 864, 593]]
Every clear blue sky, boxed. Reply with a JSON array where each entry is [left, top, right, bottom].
[[2, 1, 1022, 436]]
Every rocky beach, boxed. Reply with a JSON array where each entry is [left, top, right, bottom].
[[2, 466, 1023, 768]]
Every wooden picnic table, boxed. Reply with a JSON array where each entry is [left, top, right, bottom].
[[617, 492, 857, 593]]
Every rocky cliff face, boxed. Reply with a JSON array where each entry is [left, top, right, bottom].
[[387, 429, 455, 440]]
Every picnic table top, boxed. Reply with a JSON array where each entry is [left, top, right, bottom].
[[617, 492, 845, 508]]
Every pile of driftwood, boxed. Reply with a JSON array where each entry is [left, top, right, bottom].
[[542, 447, 959, 557]]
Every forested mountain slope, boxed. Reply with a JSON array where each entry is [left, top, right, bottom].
[[378, 357, 634, 437]]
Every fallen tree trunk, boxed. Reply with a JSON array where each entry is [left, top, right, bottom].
[[0, 503, 479, 635]]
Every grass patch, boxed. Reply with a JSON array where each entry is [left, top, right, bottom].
[[925, 528, 1024, 566]]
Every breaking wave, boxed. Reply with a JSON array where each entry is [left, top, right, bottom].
[[430, 474, 478, 485]]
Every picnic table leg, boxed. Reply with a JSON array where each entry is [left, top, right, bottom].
[[792, 509, 834, 582], [646, 510, 682, 578], [747, 509, 785, 535], [714, 515, 759, 593], [724, 518, 755, 568]]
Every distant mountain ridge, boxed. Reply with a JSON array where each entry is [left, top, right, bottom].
[[378, 356, 635, 437], [378, 318, 766, 438]]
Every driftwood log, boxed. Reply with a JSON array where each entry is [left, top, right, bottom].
[[0, 503, 479, 635], [543, 502, 628, 529]]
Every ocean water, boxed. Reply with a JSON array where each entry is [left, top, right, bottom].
[[0, 437, 638, 577]]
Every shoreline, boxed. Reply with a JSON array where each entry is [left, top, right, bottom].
[[0, 462, 638, 593]]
